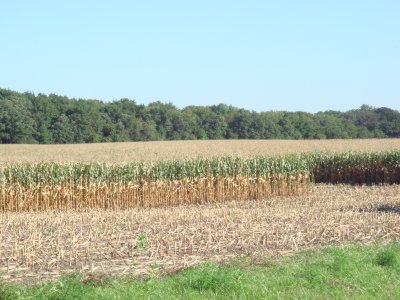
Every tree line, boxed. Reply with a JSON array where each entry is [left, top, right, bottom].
[[0, 88, 399, 144]]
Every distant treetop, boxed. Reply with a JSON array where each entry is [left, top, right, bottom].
[[0, 87, 399, 144]]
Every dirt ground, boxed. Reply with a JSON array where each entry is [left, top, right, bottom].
[[1, 184, 399, 283]]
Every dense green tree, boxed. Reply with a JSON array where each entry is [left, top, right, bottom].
[[52, 114, 74, 143], [0, 88, 399, 143], [186, 106, 227, 139], [30, 93, 60, 144], [278, 114, 303, 139], [316, 113, 349, 138], [0, 95, 36, 143], [376, 107, 400, 137], [228, 110, 253, 139], [259, 112, 283, 139]]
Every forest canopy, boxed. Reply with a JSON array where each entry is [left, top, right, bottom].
[[0, 88, 399, 144]]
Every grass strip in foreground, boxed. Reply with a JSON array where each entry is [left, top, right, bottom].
[[1, 242, 400, 299]]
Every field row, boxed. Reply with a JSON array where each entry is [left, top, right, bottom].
[[1, 139, 400, 163], [0, 151, 399, 211]]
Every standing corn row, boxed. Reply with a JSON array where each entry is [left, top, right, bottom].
[[0, 174, 310, 211], [0, 151, 399, 212]]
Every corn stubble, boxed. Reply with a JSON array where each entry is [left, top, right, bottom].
[[1, 184, 399, 283], [1, 151, 400, 212]]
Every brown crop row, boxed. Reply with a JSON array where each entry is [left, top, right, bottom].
[[0, 175, 310, 211]]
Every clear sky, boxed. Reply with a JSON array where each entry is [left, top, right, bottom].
[[1, 1, 399, 112]]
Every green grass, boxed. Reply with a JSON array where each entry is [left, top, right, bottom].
[[2, 243, 400, 299]]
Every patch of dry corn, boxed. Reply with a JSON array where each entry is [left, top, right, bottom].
[[0, 176, 310, 211]]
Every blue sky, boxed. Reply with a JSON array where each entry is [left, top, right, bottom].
[[1, 1, 399, 112]]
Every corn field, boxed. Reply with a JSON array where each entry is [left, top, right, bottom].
[[309, 151, 400, 184], [0, 151, 399, 212]]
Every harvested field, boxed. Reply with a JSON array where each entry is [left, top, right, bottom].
[[1, 139, 400, 163], [1, 184, 400, 283], [1, 141, 400, 284]]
